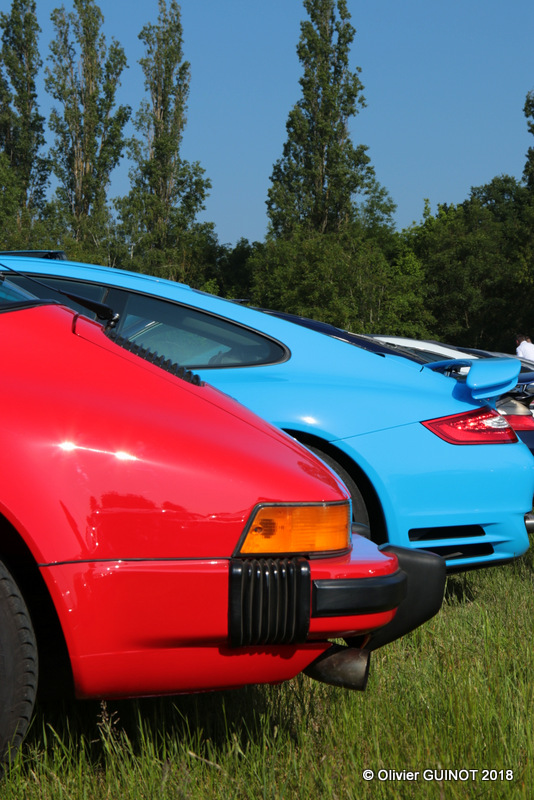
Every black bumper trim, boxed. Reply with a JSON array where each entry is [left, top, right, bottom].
[[362, 545, 446, 651], [312, 570, 407, 618], [228, 557, 310, 647]]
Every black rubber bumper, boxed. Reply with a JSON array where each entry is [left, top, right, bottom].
[[357, 545, 446, 652], [312, 569, 407, 618], [228, 547, 445, 650]]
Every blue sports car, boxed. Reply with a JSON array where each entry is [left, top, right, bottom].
[[1, 252, 533, 572]]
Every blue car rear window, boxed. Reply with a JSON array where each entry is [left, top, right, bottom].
[[113, 292, 288, 369]]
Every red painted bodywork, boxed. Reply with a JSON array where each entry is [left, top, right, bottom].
[[1, 303, 401, 698]]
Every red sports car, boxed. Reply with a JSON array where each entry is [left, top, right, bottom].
[[0, 279, 445, 762]]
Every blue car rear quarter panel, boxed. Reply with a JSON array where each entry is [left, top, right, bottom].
[[336, 423, 532, 560], [208, 363, 533, 567], [2, 256, 533, 569]]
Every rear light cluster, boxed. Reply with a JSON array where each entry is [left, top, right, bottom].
[[498, 413, 534, 431], [238, 501, 351, 556], [422, 408, 518, 444], [495, 394, 534, 431]]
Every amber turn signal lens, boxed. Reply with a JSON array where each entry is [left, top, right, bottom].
[[239, 502, 351, 555]]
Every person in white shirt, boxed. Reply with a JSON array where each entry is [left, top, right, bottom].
[[515, 334, 534, 360]]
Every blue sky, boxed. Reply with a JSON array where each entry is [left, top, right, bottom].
[[33, 0, 534, 245]]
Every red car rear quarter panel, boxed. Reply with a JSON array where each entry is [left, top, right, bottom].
[[40, 543, 399, 698], [2, 304, 401, 701], [40, 559, 329, 696], [1, 306, 346, 564]]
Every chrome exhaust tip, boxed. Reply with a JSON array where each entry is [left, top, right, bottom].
[[304, 644, 370, 691]]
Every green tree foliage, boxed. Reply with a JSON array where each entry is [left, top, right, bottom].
[[267, 0, 376, 237], [116, 0, 212, 286], [250, 233, 357, 328], [406, 176, 534, 351], [250, 226, 433, 335], [216, 238, 262, 300], [0, 151, 21, 244], [403, 92, 534, 351], [45, 0, 130, 249], [0, 0, 48, 244]]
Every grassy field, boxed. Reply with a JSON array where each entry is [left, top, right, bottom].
[[2, 545, 533, 800]]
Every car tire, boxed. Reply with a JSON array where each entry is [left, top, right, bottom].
[[0, 560, 38, 765], [307, 447, 371, 537]]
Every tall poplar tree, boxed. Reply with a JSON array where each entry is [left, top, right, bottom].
[[45, 0, 130, 245], [0, 0, 48, 221], [523, 89, 534, 191], [116, 0, 212, 282], [267, 0, 374, 237], [251, 0, 409, 329]]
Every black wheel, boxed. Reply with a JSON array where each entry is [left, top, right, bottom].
[[0, 560, 38, 765], [307, 446, 371, 537]]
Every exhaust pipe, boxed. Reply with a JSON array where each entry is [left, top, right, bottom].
[[525, 512, 534, 534], [304, 546, 447, 691], [304, 644, 370, 691]]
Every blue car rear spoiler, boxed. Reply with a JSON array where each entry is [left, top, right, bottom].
[[423, 357, 520, 400]]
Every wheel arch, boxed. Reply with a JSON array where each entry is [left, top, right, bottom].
[[0, 514, 74, 700], [284, 429, 389, 545]]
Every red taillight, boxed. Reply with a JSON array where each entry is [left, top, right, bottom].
[[501, 413, 534, 432], [422, 408, 518, 444]]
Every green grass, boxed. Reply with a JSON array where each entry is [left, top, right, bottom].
[[3, 546, 533, 799]]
